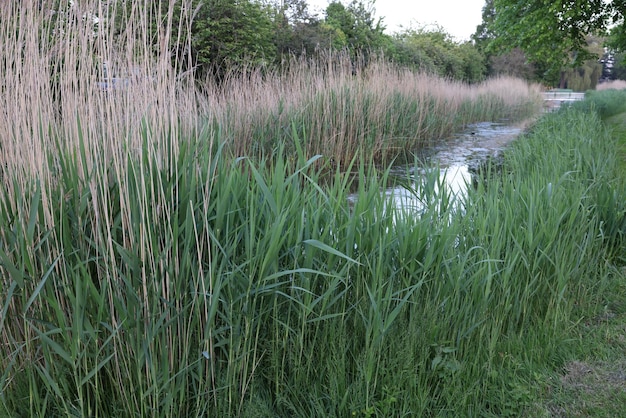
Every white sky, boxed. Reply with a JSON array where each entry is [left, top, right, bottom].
[[307, 0, 486, 41]]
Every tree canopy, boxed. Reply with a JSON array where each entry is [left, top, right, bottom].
[[391, 25, 486, 83], [487, 0, 626, 82]]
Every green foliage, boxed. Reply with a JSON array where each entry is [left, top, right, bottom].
[[608, 51, 626, 80], [29, 0, 491, 83], [561, 60, 604, 91], [487, 0, 625, 84], [60, 0, 279, 79], [472, 0, 496, 47], [389, 26, 486, 82], [4, 2, 625, 416], [323, 0, 387, 57], [607, 10, 626, 54], [605, 110, 626, 182], [473, 1, 539, 80], [274, 0, 329, 56], [558, 36, 605, 90], [170, 0, 277, 79], [571, 89, 626, 117], [457, 42, 487, 83]]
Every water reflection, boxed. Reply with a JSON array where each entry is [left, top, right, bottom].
[[382, 121, 525, 217], [384, 165, 471, 215]]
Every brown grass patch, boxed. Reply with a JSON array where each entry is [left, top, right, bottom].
[[596, 80, 626, 91]]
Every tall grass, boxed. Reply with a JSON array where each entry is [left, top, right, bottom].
[[2, 94, 623, 417], [569, 88, 626, 119], [213, 60, 542, 166], [0, 2, 543, 190], [3, 1, 621, 417]]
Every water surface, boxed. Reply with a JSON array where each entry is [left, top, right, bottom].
[[383, 121, 525, 215]]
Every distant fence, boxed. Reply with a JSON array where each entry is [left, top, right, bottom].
[[542, 91, 586, 101]]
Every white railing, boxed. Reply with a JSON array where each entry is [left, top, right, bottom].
[[542, 91, 586, 101]]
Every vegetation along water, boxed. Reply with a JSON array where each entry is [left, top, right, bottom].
[[1, 2, 625, 417]]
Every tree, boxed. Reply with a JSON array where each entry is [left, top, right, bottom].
[[488, 48, 536, 80], [390, 25, 486, 82], [273, 0, 328, 56], [472, 0, 496, 49], [457, 42, 487, 83], [607, 2, 626, 53], [559, 35, 605, 90], [173, 0, 276, 80], [473, 0, 540, 81], [41, 1, 274, 80], [487, 0, 620, 83], [322, 1, 387, 58]]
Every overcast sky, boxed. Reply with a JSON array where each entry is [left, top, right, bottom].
[[306, 0, 486, 41]]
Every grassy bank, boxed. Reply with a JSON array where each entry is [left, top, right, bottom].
[[525, 90, 626, 417]]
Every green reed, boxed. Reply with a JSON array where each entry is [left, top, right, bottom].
[[2, 99, 624, 416]]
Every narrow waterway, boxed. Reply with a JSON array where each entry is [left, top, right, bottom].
[[375, 121, 527, 216]]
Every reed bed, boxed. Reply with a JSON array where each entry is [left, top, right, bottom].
[[213, 61, 543, 166], [596, 79, 626, 91], [0, 2, 543, 193], [3, 1, 622, 417], [1, 92, 623, 417]]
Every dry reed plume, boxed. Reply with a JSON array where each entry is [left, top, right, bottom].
[[596, 79, 626, 90], [0, 2, 543, 203]]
